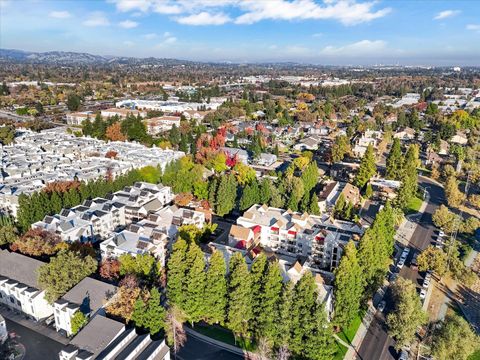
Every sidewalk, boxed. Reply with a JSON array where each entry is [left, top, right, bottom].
[[343, 303, 376, 360], [0, 306, 69, 345]]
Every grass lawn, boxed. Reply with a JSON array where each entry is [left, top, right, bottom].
[[337, 310, 365, 344], [190, 323, 256, 351], [469, 350, 480, 360], [333, 340, 348, 360], [405, 196, 423, 215]]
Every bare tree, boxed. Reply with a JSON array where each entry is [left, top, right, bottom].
[[276, 345, 290, 360], [165, 306, 187, 359], [255, 337, 272, 360]]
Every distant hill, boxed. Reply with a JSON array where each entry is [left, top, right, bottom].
[[0, 48, 193, 66]]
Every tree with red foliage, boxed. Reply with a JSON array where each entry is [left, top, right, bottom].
[[105, 122, 127, 142], [11, 228, 61, 256], [105, 150, 118, 159], [225, 153, 237, 168], [100, 258, 121, 280], [44, 180, 80, 194]]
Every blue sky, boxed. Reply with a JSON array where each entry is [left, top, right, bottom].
[[1, 0, 479, 65]]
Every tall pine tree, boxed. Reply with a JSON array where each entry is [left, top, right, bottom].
[[354, 144, 376, 189], [204, 251, 227, 325], [386, 138, 403, 180], [167, 238, 188, 309], [184, 243, 206, 325]]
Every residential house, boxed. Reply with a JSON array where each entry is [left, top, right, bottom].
[[293, 135, 321, 151], [450, 131, 468, 145], [368, 178, 401, 200], [340, 183, 361, 206], [256, 153, 277, 167], [394, 127, 415, 141], [220, 147, 249, 164], [317, 181, 339, 213], [59, 314, 170, 360], [353, 130, 382, 157], [54, 278, 117, 337], [0, 250, 53, 321], [439, 139, 450, 155]]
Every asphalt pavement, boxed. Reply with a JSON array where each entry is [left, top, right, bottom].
[[4, 318, 65, 360], [357, 177, 445, 360], [177, 334, 244, 360]]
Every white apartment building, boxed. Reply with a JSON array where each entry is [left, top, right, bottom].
[[144, 116, 181, 135], [235, 204, 364, 271], [59, 314, 170, 360], [0, 250, 53, 322], [100, 108, 147, 119], [53, 278, 117, 337], [66, 111, 93, 126], [32, 182, 173, 243], [100, 205, 206, 267]]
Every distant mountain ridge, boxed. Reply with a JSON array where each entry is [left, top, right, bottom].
[[0, 48, 194, 66]]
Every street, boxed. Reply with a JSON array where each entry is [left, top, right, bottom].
[[177, 334, 245, 360], [357, 177, 444, 360], [4, 318, 64, 360]]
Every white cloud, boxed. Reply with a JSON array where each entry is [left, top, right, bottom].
[[176, 12, 231, 25], [312, 33, 323, 38], [119, 20, 139, 28], [164, 36, 177, 44], [108, 0, 387, 26], [49, 11, 71, 19], [235, 0, 391, 26], [143, 33, 157, 39], [434, 10, 460, 20], [109, 0, 151, 12], [466, 24, 480, 31], [83, 12, 110, 27], [320, 40, 387, 56]]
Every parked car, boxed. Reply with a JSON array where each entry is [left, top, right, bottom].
[[398, 258, 405, 269], [377, 300, 386, 313], [438, 230, 445, 237], [389, 272, 399, 282], [423, 278, 430, 288], [420, 288, 427, 300], [399, 350, 409, 360]]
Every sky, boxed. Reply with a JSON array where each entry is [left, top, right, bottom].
[[0, 0, 479, 65]]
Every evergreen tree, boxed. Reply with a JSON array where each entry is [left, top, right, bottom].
[[131, 298, 147, 328], [207, 177, 218, 209], [289, 272, 318, 356], [354, 144, 376, 189], [204, 251, 227, 325], [250, 254, 268, 331], [169, 124, 181, 146], [334, 242, 365, 328], [167, 239, 188, 309], [275, 281, 294, 348], [301, 162, 318, 193], [304, 304, 336, 360], [299, 192, 311, 213], [184, 243, 206, 324], [257, 261, 283, 342], [144, 288, 166, 335], [259, 178, 272, 205], [286, 192, 299, 212], [215, 174, 237, 216], [386, 138, 403, 180], [309, 193, 321, 215], [227, 252, 252, 339], [50, 192, 63, 215], [239, 180, 260, 211], [269, 183, 284, 208]]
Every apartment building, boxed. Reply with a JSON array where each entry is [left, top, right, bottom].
[[144, 116, 181, 135], [54, 278, 117, 336], [235, 204, 364, 271], [66, 111, 93, 125], [0, 250, 53, 321], [0, 128, 184, 217], [59, 314, 170, 360], [100, 205, 206, 266], [100, 108, 147, 119], [32, 182, 173, 243]]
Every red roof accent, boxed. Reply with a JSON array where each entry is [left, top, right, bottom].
[[235, 240, 247, 249], [315, 236, 325, 244], [270, 226, 279, 231], [288, 230, 297, 235], [252, 225, 262, 234], [252, 247, 261, 255]]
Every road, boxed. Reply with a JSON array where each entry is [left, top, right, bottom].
[[4, 318, 64, 360], [357, 177, 444, 360], [177, 334, 244, 360]]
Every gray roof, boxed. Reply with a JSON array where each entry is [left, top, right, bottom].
[[0, 249, 44, 289], [60, 277, 117, 314], [70, 315, 124, 358]]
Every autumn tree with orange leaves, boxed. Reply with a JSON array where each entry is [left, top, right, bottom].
[[105, 122, 127, 142]]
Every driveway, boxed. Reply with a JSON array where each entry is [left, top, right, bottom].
[[5, 318, 64, 360]]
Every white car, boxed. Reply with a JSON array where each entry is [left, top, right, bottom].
[[435, 242, 443, 249], [439, 230, 445, 237], [397, 258, 405, 269], [424, 273, 432, 281], [423, 278, 430, 288], [420, 288, 427, 300]]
